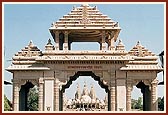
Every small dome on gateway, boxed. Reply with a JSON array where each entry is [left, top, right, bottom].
[[116, 39, 125, 51], [28, 40, 34, 48], [45, 38, 54, 51]]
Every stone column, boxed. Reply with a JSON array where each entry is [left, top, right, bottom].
[[110, 37, 115, 51], [38, 78, 44, 111], [126, 79, 132, 111], [63, 31, 68, 50], [101, 30, 106, 50], [151, 79, 158, 111], [110, 80, 116, 111], [54, 31, 59, 50], [54, 78, 60, 111], [108, 31, 115, 51], [13, 79, 20, 111]]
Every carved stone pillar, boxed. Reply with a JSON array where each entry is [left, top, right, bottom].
[[63, 31, 68, 50], [101, 30, 106, 50], [126, 79, 132, 111], [54, 78, 60, 111], [110, 37, 115, 51], [151, 79, 158, 111], [54, 31, 59, 50], [38, 78, 44, 111], [110, 80, 116, 111], [13, 79, 20, 111]]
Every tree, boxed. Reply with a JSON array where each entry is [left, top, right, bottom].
[[27, 86, 39, 111], [4, 95, 12, 111], [136, 97, 143, 110], [158, 96, 164, 111], [131, 97, 143, 110]]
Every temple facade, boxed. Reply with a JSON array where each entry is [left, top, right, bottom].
[[65, 83, 108, 111], [6, 4, 163, 111]]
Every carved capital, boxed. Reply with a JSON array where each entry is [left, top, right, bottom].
[[12, 78, 20, 84], [151, 79, 158, 86], [39, 78, 44, 84], [59, 80, 67, 90]]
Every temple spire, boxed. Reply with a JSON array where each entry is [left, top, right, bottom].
[[82, 82, 89, 96], [75, 83, 81, 100], [90, 84, 96, 100]]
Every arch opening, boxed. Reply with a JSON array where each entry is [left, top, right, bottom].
[[19, 81, 38, 111], [136, 81, 151, 111], [61, 71, 109, 111]]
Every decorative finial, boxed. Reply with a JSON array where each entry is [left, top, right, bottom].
[[47, 38, 52, 45], [51, 22, 55, 27], [93, 6, 97, 10], [114, 22, 119, 27], [137, 41, 140, 46], [118, 39, 123, 45], [28, 40, 33, 47], [84, 81, 86, 87], [73, 5, 76, 10]]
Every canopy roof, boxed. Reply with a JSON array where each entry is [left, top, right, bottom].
[[49, 4, 121, 42]]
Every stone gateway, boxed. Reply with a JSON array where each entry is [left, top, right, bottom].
[[6, 4, 163, 111]]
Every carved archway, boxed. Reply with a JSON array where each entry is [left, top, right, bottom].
[[19, 81, 34, 111], [61, 71, 109, 111], [136, 80, 152, 111], [62, 71, 109, 92]]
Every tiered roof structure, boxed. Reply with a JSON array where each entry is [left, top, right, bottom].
[[50, 4, 120, 43], [7, 4, 162, 73], [6, 4, 163, 112]]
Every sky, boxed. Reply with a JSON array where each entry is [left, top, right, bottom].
[[3, 3, 165, 101]]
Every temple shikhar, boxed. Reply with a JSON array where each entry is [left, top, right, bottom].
[[6, 4, 163, 111], [65, 83, 108, 111]]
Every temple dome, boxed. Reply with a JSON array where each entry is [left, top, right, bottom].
[[81, 95, 91, 104]]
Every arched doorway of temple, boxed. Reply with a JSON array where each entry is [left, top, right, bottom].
[[61, 71, 109, 111], [136, 81, 152, 111], [131, 80, 153, 111], [19, 81, 38, 111], [131, 86, 143, 111]]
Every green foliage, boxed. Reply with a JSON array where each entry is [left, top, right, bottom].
[[27, 86, 39, 111], [4, 95, 12, 111], [131, 97, 143, 110], [158, 96, 164, 111]]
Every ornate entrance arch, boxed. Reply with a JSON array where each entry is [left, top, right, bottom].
[[62, 71, 109, 92], [61, 71, 109, 111], [6, 4, 163, 111], [19, 81, 34, 111]]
